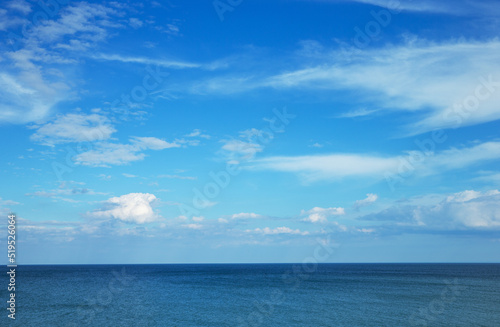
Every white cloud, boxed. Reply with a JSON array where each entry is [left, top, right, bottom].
[[231, 212, 263, 220], [98, 174, 112, 180], [342, 0, 500, 15], [445, 190, 486, 203], [0, 69, 68, 124], [441, 190, 500, 228], [301, 207, 345, 223], [220, 139, 263, 163], [251, 141, 500, 182], [239, 128, 274, 141], [128, 18, 143, 28], [132, 137, 178, 150], [269, 40, 500, 134], [364, 189, 500, 229], [309, 143, 324, 148], [7, 0, 32, 14], [158, 174, 197, 180], [92, 54, 200, 69], [1, 2, 123, 124], [248, 226, 310, 235], [252, 153, 400, 182], [472, 172, 500, 184], [0, 198, 20, 206], [219, 128, 274, 163], [90, 193, 159, 224], [74, 137, 180, 167], [32, 3, 119, 45], [191, 40, 500, 133], [0, 8, 25, 31], [420, 142, 500, 175], [122, 173, 137, 178], [186, 129, 210, 139], [337, 108, 378, 118], [31, 113, 115, 145], [25, 184, 104, 199], [75, 143, 145, 166], [192, 216, 205, 222], [354, 193, 378, 209], [183, 223, 203, 229]]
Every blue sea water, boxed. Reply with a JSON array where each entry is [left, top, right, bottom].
[[1, 264, 499, 326]]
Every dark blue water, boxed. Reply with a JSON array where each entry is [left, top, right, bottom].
[[1, 264, 499, 326]]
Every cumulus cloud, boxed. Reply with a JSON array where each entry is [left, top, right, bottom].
[[90, 193, 159, 224], [354, 193, 378, 209], [301, 207, 345, 223], [31, 113, 115, 145]]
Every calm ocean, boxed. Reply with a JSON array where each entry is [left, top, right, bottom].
[[2, 264, 499, 326]]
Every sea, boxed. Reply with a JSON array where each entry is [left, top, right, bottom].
[[1, 263, 499, 326]]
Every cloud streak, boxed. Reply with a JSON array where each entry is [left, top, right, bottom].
[[75, 137, 180, 167], [250, 141, 500, 182], [31, 113, 115, 145], [188, 39, 500, 134]]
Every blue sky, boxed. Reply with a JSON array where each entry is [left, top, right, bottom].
[[1, 0, 500, 264]]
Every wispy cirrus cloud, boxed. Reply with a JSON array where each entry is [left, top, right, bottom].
[[219, 128, 274, 164], [0, 197, 20, 207], [250, 141, 500, 182], [91, 53, 201, 69], [75, 137, 181, 167], [246, 226, 310, 236], [188, 39, 500, 134], [250, 153, 400, 182], [266, 40, 500, 134], [158, 174, 197, 180], [6, 0, 32, 15], [30, 113, 115, 146], [333, 0, 500, 16], [231, 212, 264, 220], [1, 2, 123, 124]]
